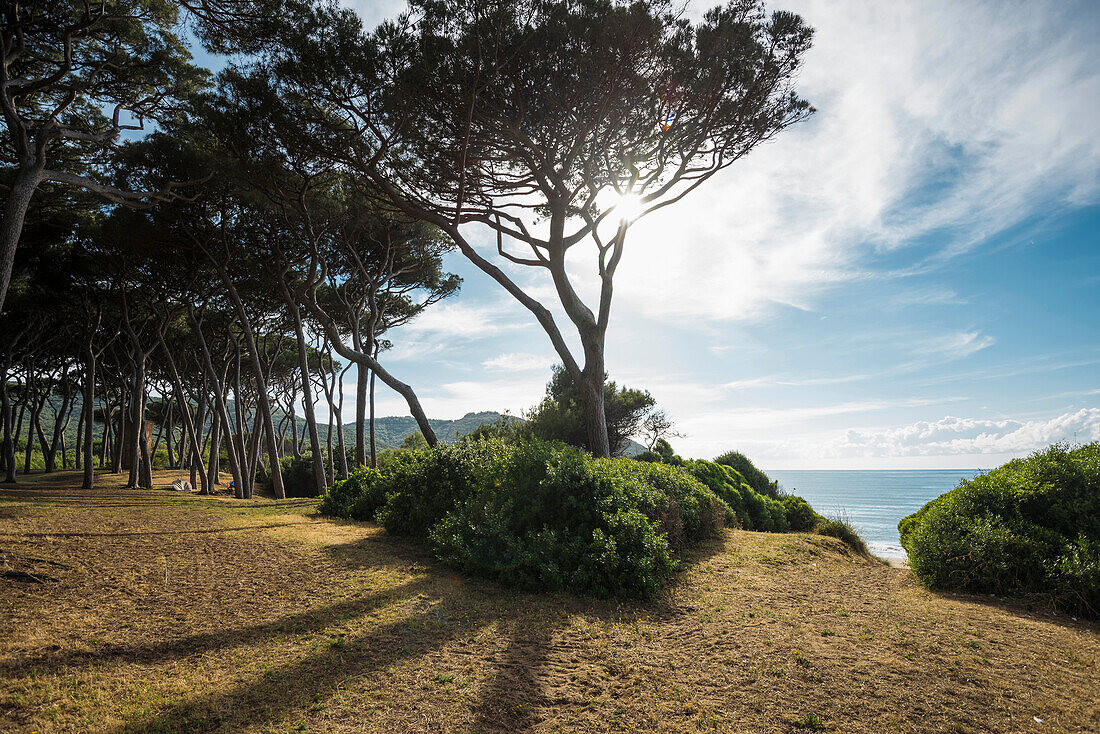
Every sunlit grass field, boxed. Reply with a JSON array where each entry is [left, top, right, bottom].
[[2, 471, 1097, 733]]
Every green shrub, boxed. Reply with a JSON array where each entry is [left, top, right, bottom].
[[780, 495, 822, 532], [321, 437, 728, 599], [817, 514, 870, 557], [634, 461, 728, 547], [278, 453, 324, 498], [899, 443, 1100, 617], [685, 459, 791, 532], [319, 465, 383, 520], [152, 447, 170, 469], [374, 441, 503, 537], [426, 441, 700, 599], [713, 450, 779, 497], [11, 451, 45, 472]]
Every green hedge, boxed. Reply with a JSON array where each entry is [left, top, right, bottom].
[[713, 450, 779, 497], [899, 443, 1100, 617], [320, 439, 729, 599], [684, 459, 798, 532]]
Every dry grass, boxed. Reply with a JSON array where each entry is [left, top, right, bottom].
[[1, 470, 1098, 734]]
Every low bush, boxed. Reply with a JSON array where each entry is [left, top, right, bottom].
[[899, 443, 1100, 617], [816, 514, 870, 557], [685, 459, 791, 532], [319, 465, 383, 520], [713, 450, 779, 497], [321, 438, 729, 599], [780, 494, 822, 532], [278, 454, 323, 498]]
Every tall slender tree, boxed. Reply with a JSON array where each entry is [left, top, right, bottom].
[[247, 0, 814, 456]]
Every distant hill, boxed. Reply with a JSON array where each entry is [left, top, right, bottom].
[[325, 410, 515, 450], [23, 400, 645, 458], [320, 411, 645, 456]]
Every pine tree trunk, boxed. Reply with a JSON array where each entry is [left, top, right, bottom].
[[0, 165, 41, 311]]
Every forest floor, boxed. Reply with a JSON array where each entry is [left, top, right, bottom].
[[1, 471, 1098, 734]]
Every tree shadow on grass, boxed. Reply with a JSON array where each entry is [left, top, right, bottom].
[[923, 586, 1099, 632], [115, 604, 487, 733], [470, 617, 557, 734], [0, 577, 432, 677], [0, 522, 312, 538], [6, 482, 732, 733]]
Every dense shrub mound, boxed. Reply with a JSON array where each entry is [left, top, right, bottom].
[[321, 440, 728, 599], [713, 450, 779, 498], [686, 459, 816, 532], [899, 443, 1100, 617], [278, 454, 322, 498]]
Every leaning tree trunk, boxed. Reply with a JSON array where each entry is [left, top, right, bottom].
[[0, 164, 41, 311], [1, 371, 15, 483], [159, 339, 209, 494], [191, 309, 245, 498], [304, 302, 439, 448], [217, 272, 284, 499], [280, 280, 326, 495]]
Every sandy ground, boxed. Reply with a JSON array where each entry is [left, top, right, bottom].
[[1, 470, 1097, 733]]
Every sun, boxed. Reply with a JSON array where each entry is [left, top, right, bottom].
[[610, 191, 645, 223]]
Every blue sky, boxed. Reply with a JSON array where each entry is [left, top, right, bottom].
[[198, 0, 1100, 469]]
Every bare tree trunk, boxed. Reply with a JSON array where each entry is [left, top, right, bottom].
[[45, 381, 73, 472], [126, 353, 144, 488], [279, 279, 327, 494], [0, 165, 41, 310], [159, 338, 208, 493], [139, 387, 154, 490], [191, 309, 244, 498], [24, 386, 45, 475], [335, 362, 350, 480], [112, 378, 126, 474], [216, 270, 284, 499], [369, 359, 377, 468], [355, 366, 367, 466], [165, 409, 175, 469], [325, 402, 334, 484], [74, 398, 83, 472], [208, 405, 221, 488], [1, 370, 15, 483], [579, 337, 611, 459]]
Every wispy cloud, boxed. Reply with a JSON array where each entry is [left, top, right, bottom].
[[722, 373, 874, 390], [482, 352, 555, 372], [385, 300, 528, 362], [889, 287, 967, 308], [907, 330, 996, 361], [608, 0, 1100, 323]]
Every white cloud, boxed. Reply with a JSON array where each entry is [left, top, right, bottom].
[[722, 373, 874, 390], [827, 408, 1100, 457], [385, 300, 528, 361], [889, 287, 966, 308], [608, 0, 1100, 322], [907, 330, 996, 361], [482, 352, 555, 372]]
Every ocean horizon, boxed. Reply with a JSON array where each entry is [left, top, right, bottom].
[[767, 469, 980, 560]]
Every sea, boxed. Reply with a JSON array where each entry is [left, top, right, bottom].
[[767, 470, 980, 561]]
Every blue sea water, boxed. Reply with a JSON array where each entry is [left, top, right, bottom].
[[767, 470, 980, 560]]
